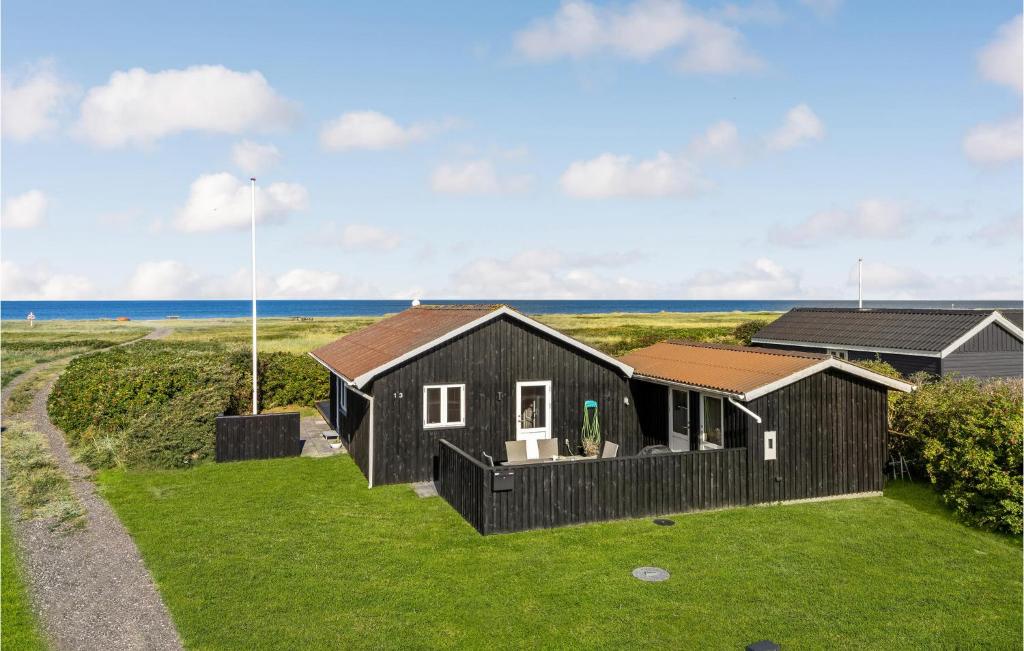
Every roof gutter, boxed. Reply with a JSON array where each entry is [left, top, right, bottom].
[[728, 397, 762, 424]]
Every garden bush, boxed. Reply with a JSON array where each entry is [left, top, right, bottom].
[[888, 374, 1022, 535], [48, 342, 327, 470], [732, 320, 769, 346]]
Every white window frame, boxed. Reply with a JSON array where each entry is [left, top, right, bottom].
[[422, 383, 466, 429], [827, 348, 849, 360], [515, 380, 553, 440], [699, 392, 725, 450], [337, 376, 348, 416]]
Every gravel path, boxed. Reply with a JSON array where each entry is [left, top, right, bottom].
[[2, 329, 184, 651]]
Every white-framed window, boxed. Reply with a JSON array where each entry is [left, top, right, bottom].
[[827, 348, 849, 360], [423, 384, 465, 429], [337, 376, 348, 416], [700, 393, 724, 449]]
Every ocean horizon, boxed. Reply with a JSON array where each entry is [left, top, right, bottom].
[[2, 299, 1021, 321]]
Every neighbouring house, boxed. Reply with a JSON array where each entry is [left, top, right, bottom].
[[751, 308, 1023, 379]]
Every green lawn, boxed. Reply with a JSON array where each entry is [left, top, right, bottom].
[[1, 506, 48, 650], [98, 456, 1022, 649]]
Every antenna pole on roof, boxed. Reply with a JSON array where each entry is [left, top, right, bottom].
[[250, 177, 259, 415], [857, 257, 863, 310]]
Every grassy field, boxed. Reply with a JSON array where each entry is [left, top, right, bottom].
[[143, 310, 778, 356], [98, 455, 1022, 650], [1, 321, 149, 387], [1, 507, 49, 650]]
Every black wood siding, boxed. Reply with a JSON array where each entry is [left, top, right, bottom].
[[743, 368, 887, 504], [215, 413, 301, 462], [942, 323, 1022, 378], [435, 367, 890, 534], [369, 315, 641, 485], [327, 373, 373, 482], [436, 439, 748, 535]]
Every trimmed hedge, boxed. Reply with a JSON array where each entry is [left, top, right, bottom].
[[49, 342, 327, 469]]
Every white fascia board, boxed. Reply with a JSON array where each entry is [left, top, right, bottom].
[[742, 358, 916, 401], [748, 337, 941, 358], [742, 360, 834, 400], [307, 352, 355, 384], [938, 312, 1024, 358], [350, 306, 633, 389]]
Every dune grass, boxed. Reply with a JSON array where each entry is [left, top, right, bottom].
[[151, 311, 779, 357], [2, 420, 85, 530], [0, 321, 149, 387], [98, 455, 1021, 650], [1, 506, 48, 650]]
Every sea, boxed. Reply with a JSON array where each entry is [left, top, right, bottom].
[[2, 299, 1021, 321]]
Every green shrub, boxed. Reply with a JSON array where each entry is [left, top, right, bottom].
[[48, 342, 328, 470], [889, 375, 1023, 535], [732, 320, 769, 346], [258, 352, 328, 410]]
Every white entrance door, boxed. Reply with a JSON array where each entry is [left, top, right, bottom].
[[516, 380, 552, 458], [668, 388, 690, 451]]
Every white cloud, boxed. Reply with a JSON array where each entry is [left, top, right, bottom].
[[850, 262, 1022, 301], [560, 151, 707, 198], [962, 115, 1022, 164], [1, 261, 95, 299], [127, 260, 202, 299], [174, 173, 308, 232], [799, 0, 842, 18], [766, 103, 824, 150], [339, 224, 401, 251], [431, 159, 532, 195], [75, 65, 296, 147], [232, 140, 281, 175], [1, 62, 75, 140], [447, 249, 651, 299], [2, 190, 48, 229], [688, 120, 741, 160], [320, 111, 448, 151], [970, 214, 1023, 246], [681, 258, 802, 299], [125, 260, 379, 299], [515, 0, 763, 74], [773, 199, 908, 247], [977, 14, 1022, 94]]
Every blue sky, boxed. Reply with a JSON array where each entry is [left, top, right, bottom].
[[2, 0, 1021, 300]]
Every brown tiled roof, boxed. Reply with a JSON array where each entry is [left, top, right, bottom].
[[311, 305, 501, 382], [619, 340, 827, 397]]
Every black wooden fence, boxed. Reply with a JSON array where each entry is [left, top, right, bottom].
[[435, 439, 749, 535], [215, 412, 302, 462]]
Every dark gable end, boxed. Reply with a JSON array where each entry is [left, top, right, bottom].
[[942, 322, 1024, 379]]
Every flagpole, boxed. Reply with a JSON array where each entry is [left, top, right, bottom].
[[251, 177, 258, 415]]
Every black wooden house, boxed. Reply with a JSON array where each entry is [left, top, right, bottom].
[[751, 308, 1023, 379], [311, 303, 913, 519]]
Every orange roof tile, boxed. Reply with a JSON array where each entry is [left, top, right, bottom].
[[619, 340, 827, 396], [311, 305, 501, 382]]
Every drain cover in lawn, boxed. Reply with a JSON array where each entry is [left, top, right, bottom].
[[632, 567, 670, 582]]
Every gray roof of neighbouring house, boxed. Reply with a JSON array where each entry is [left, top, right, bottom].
[[751, 308, 1022, 354], [1002, 309, 1023, 329]]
